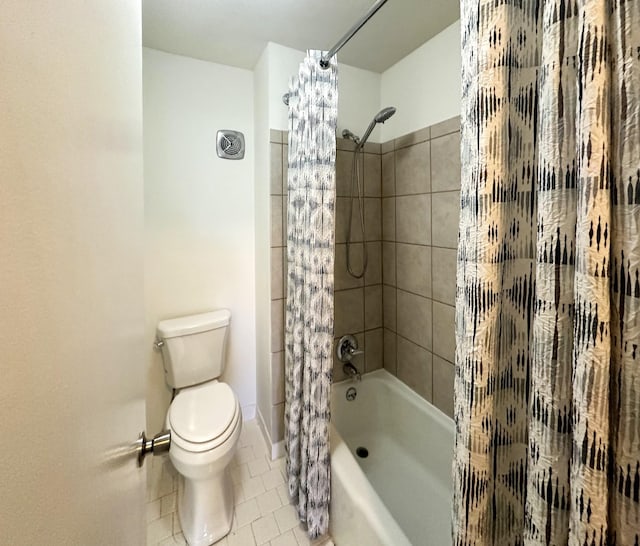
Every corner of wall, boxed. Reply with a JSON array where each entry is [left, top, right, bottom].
[[253, 46, 273, 437]]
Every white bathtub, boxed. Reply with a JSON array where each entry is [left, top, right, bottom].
[[329, 369, 454, 546]]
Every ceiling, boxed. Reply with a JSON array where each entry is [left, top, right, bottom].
[[142, 0, 460, 73]]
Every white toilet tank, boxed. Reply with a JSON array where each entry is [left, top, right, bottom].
[[156, 309, 231, 389]]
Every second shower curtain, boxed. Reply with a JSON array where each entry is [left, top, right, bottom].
[[454, 1, 640, 544], [284, 50, 338, 539]]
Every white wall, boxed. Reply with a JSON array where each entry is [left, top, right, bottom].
[[143, 48, 256, 433], [253, 47, 272, 437], [1, 2, 145, 543], [265, 42, 382, 141], [381, 20, 461, 141]]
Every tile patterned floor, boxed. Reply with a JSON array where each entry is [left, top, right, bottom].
[[147, 419, 335, 546]]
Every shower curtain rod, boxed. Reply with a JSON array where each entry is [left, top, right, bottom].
[[319, 0, 389, 69], [282, 0, 389, 105]]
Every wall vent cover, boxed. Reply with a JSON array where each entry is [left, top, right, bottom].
[[216, 130, 245, 160]]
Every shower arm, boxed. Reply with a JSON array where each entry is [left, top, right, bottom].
[[319, 0, 389, 69]]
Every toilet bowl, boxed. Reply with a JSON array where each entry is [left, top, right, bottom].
[[156, 309, 240, 546], [166, 381, 242, 546]]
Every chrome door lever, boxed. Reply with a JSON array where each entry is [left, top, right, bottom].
[[136, 430, 171, 467]]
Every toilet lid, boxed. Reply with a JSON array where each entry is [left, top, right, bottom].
[[169, 382, 238, 444]]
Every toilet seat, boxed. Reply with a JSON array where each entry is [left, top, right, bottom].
[[169, 381, 240, 453]]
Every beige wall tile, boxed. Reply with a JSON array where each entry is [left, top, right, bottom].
[[334, 288, 364, 336], [336, 150, 356, 197], [383, 285, 396, 330], [335, 138, 380, 154], [335, 197, 364, 244], [396, 243, 431, 298], [334, 197, 349, 245], [430, 115, 461, 139], [269, 129, 283, 143], [271, 143, 283, 195], [364, 284, 383, 330], [382, 241, 396, 286], [382, 197, 395, 241], [397, 336, 433, 401], [271, 196, 282, 248], [364, 328, 383, 372], [394, 127, 430, 150], [383, 328, 397, 375], [396, 289, 432, 350], [431, 191, 460, 249], [334, 243, 364, 290], [336, 136, 356, 152], [270, 299, 284, 352], [364, 198, 381, 241], [432, 301, 455, 362], [362, 141, 381, 154], [433, 355, 455, 418], [382, 152, 395, 196], [395, 141, 430, 195], [364, 153, 381, 197], [431, 132, 461, 192], [396, 194, 431, 245], [381, 139, 394, 154], [364, 241, 382, 285], [271, 403, 285, 443], [271, 247, 283, 300], [271, 351, 285, 405], [432, 247, 457, 305], [282, 145, 289, 195], [281, 195, 288, 246]]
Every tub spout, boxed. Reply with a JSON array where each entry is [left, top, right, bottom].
[[343, 362, 361, 381]]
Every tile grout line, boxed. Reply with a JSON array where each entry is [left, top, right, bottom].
[[393, 141, 398, 378], [429, 133, 435, 402]]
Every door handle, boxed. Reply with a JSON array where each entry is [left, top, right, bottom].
[[136, 430, 171, 467]]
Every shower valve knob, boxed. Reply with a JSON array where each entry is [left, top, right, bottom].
[[336, 334, 363, 363]]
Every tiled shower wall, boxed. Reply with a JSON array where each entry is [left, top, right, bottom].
[[332, 139, 384, 381], [268, 116, 460, 432], [381, 116, 461, 417]]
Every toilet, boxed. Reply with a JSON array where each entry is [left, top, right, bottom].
[[156, 309, 242, 546]]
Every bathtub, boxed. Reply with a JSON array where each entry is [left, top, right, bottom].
[[329, 369, 454, 546]]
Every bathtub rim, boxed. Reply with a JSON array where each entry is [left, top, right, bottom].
[[332, 368, 455, 435]]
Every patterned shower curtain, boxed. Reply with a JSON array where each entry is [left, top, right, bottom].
[[284, 50, 337, 539], [454, 1, 640, 545]]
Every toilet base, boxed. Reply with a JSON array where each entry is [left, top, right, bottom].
[[177, 469, 234, 546]]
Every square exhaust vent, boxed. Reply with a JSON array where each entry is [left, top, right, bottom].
[[216, 130, 245, 160]]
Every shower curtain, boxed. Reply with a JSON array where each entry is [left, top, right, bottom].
[[454, 1, 640, 545], [284, 50, 337, 539]]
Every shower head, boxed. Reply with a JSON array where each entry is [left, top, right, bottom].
[[357, 106, 397, 149], [374, 106, 397, 123]]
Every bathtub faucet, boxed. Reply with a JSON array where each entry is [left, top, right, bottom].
[[343, 362, 362, 382]]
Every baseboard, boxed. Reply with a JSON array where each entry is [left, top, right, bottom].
[[271, 438, 285, 459], [241, 403, 256, 421], [256, 408, 286, 460]]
